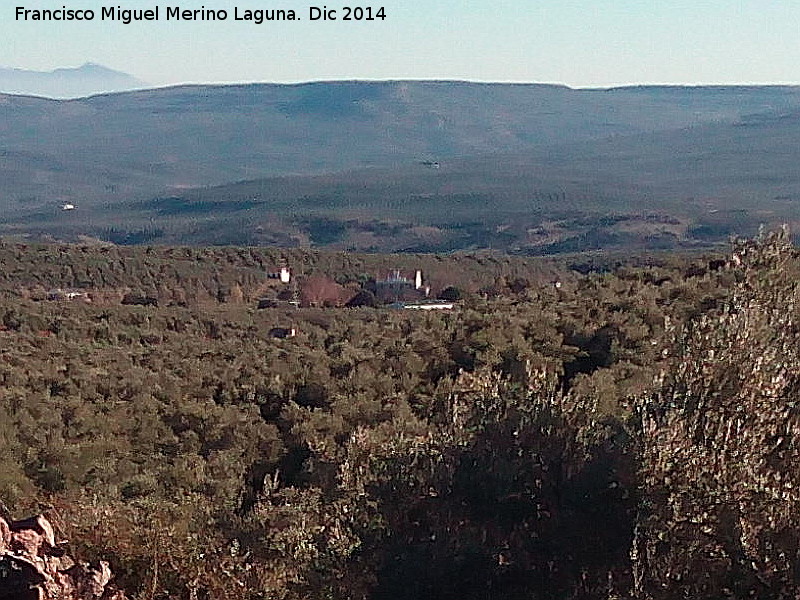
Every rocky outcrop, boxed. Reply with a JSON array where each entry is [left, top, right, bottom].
[[0, 514, 127, 600]]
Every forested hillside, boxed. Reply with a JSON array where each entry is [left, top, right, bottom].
[[4, 82, 800, 251], [2, 234, 799, 598]]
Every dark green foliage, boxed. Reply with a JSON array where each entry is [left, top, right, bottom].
[[345, 289, 377, 308], [120, 292, 158, 307], [297, 217, 348, 245], [437, 285, 463, 301], [1, 237, 794, 599], [103, 227, 165, 245], [633, 227, 800, 599]]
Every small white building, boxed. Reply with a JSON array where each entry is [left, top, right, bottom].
[[267, 267, 292, 283], [391, 300, 455, 311]]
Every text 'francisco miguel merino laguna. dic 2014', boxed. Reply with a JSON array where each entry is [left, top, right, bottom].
[[15, 5, 387, 23]]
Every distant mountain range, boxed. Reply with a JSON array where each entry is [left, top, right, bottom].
[[0, 63, 146, 98], [2, 80, 800, 252]]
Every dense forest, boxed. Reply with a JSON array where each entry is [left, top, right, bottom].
[[1, 231, 798, 599]]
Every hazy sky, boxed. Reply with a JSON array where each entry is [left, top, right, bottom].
[[4, 1, 800, 87]]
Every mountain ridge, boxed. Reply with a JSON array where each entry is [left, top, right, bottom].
[[0, 63, 146, 99], [2, 80, 800, 251]]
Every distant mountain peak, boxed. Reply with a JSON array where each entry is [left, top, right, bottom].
[[0, 63, 147, 99], [71, 62, 123, 73]]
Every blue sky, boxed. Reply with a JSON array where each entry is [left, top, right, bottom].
[[4, 1, 800, 87]]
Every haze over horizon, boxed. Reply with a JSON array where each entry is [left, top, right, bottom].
[[5, 62, 800, 98], [3, 1, 800, 89]]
